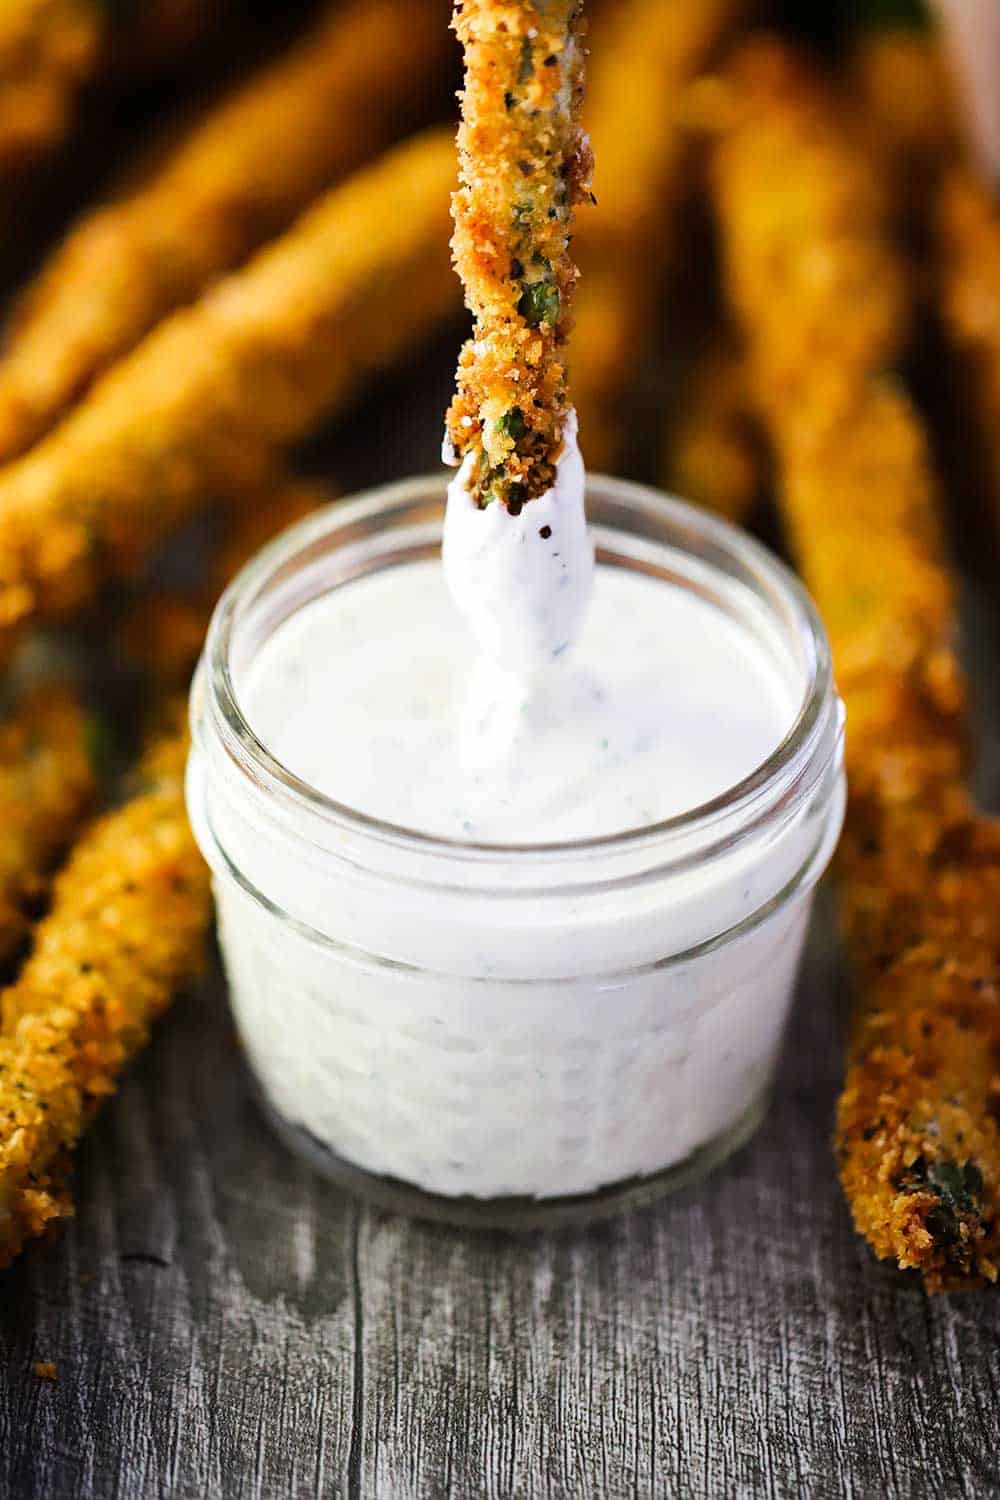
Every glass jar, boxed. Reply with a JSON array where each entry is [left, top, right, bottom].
[[186, 474, 845, 1228]]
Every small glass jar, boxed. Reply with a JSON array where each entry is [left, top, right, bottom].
[[187, 474, 845, 1228]]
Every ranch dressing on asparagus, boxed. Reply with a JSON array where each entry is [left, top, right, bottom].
[[442, 410, 594, 674]]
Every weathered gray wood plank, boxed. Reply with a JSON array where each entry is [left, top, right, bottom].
[[2, 897, 999, 1500]]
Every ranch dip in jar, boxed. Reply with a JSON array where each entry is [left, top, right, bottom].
[[187, 459, 844, 1225]]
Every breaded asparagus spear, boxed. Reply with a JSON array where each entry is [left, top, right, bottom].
[[670, 9, 954, 524], [0, 0, 451, 462], [671, 13, 953, 528], [0, 466, 333, 1265], [713, 44, 907, 415], [445, 0, 590, 510], [0, 685, 97, 964], [0, 128, 456, 649], [817, 418, 999, 1286], [0, 705, 210, 1266], [712, 37, 1000, 1290]]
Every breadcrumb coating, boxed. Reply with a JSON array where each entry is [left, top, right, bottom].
[[0, 128, 456, 650], [836, 813, 1000, 1288], [445, 0, 590, 508], [713, 37, 1000, 1290], [0, 707, 210, 1267], [0, 0, 451, 463], [0, 686, 96, 965], [0, 466, 330, 1266]]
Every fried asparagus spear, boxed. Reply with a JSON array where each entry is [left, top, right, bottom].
[[0, 705, 210, 1266], [0, 463, 337, 1265], [0, 0, 451, 463], [572, 0, 749, 473], [712, 38, 1000, 1289], [0, 685, 97, 965], [713, 48, 908, 414], [0, 127, 456, 650], [668, 9, 954, 524], [786, 388, 1000, 1290], [444, 0, 590, 509]]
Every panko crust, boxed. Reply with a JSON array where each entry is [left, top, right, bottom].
[[712, 36, 1000, 1289], [0, 710, 211, 1267], [445, 0, 590, 508]]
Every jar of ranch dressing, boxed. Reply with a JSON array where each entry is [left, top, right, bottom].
[[186, 473, 845, 1227]]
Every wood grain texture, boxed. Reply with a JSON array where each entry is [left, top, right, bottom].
[[2, 898, 1000, 1500]]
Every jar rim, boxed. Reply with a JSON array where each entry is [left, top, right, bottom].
[[200, 472, 839, 867]]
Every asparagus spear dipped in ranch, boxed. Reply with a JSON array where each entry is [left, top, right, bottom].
[[183, 2, 844, 1219], [443, 0, 595, 673]]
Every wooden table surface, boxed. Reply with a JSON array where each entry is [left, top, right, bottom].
[[2, 347, 1000, 1500]]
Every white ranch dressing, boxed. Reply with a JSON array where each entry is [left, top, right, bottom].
[[442, 409, 594, 675], [245, 407, 795, 842], [189, 457, 845, 1206], [239, 555, 796, 844]]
